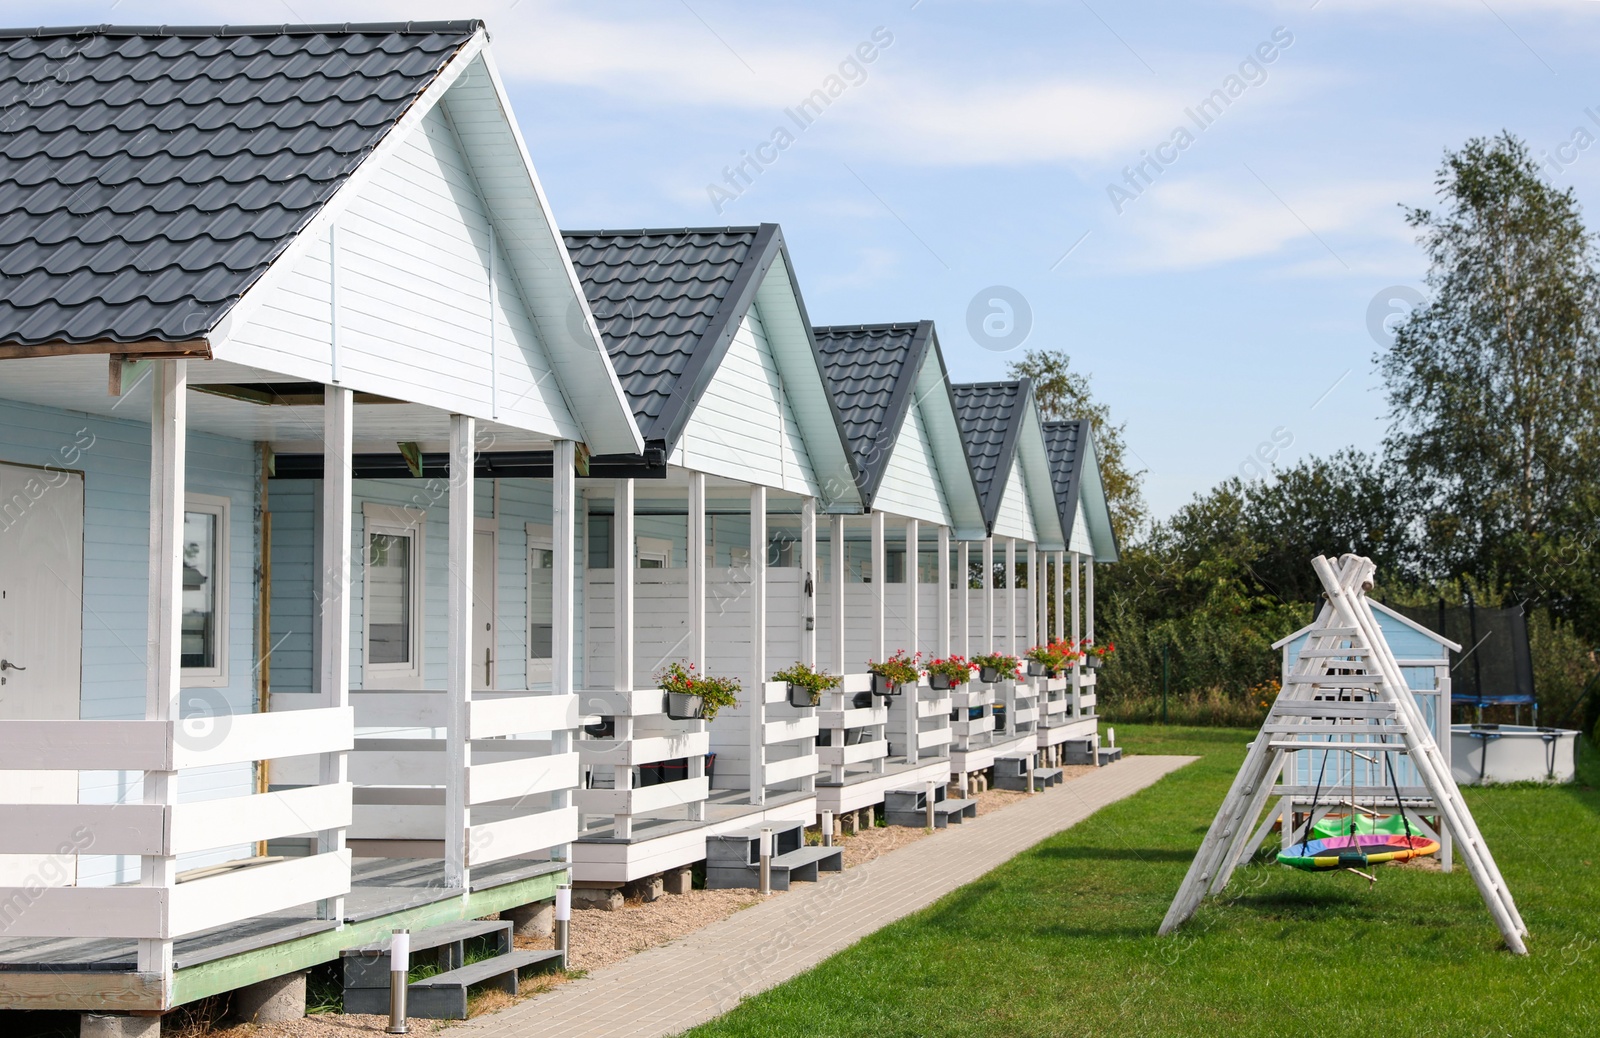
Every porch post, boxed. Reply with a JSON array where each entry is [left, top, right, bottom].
[[688, 472, 706, 821], [1055, 552, 1066, 641], [830, 514, 846, 675], [1086, 557, 1096, 642], [551, 440, 576, 856], [613, 478, 635, 839], [1034, 546, 1045, 645], [981, 537, 994, 654], [316, 385, 353, 920], [958, 541, 970, 658], [1070, 551, 1081, 646], [1026, 543, 1037, 650], [140, 359, 186, 976], [445, 414, 475, 891], [829, 513, 847, 783], [750, 486, 767, 806], [871, 510, 885, 664], [801, 497, 817, 668], [905, 517, 919, 766], [1005, 538, 1017, 657], [936, 526, 950, 658]]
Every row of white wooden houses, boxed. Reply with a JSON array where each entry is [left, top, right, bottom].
[[0, 21, 1117, 1026]]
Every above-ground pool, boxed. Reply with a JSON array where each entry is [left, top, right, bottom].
[[1451, 724, 1578, 784]]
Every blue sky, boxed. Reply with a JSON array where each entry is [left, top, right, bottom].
[[19, 0, 1600, 522]]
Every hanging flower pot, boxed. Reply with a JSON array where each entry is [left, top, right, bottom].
[[771, 663, 838, 710], [786, 683, 820, 709], [1086, 655, 1103, 669], [930, 671, 955, 691], [979, 666, 1001, 684], [868, 650, 920, 698], [971, 654, 1021, 687], [665, 692, 706, 720], [1027, 660, 1047, 677]]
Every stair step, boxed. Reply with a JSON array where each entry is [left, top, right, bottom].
[[342, 919, 512, 988], [934, 798, 978, 825], [404, 949, 564, 1019], [707, 845, 843, 890]]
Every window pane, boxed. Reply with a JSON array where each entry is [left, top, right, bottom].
[[530, 546, 553, 660], [368, 532, 411, 665], [181, 511, 217, 669]]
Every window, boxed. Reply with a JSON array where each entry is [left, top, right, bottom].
[[528, 524, 554, 684], [181, 495, 229, 684], [636, 536, 673, 569], [364, 504, 423, 683]]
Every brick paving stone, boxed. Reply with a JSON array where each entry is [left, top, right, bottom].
[[455, 755, 1195, 1038]]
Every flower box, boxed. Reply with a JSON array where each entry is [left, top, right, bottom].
[[979, 666, 1002, 685], [872, 672, 903, 697], [787, 683, 820, 709], [665, 692, 705, 720]]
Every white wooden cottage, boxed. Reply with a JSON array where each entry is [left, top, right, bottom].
[[1040, 418, 1120, 760], [559, 226, 861, 885], [811, 322, 984, 813], [947, 381, 1068, 780], [0, 21, 642, 1018]]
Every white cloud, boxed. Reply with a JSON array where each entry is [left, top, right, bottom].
[[1102, 173, 1425, 273]]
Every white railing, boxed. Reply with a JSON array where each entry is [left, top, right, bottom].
[[272, 689, 580, 868], [0, 712, 353, 941], [575, 688, 709, 838], [885, 679, 953, 762], [759, 680, 819, 795], [817, 674, 887, 783]]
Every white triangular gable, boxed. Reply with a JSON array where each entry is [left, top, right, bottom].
[[992, 462, 1038, 542], [872, 397, 952, 526], [672, 303, 817, 493]]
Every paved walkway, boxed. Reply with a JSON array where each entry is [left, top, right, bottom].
[[460, 754, 1196, 1038]]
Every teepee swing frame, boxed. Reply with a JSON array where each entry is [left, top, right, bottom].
[[1158, 554, 1528, 954]]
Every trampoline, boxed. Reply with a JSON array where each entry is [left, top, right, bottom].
[[1278, 831, 1440, 871]]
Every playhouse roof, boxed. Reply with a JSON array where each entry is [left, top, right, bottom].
[[1043, 418, 1120, 562], [0, 22, 478, 350], [1272, 600, 1462, 654]]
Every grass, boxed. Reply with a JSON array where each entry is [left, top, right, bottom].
[[680, 724, 1600, 1038]]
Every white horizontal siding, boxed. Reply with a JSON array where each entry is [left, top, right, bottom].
[[673, 304, 817, 494], [0, 398, 260, 885], [991, 464, 1038, 543], [1069, 499, 1094, 555], [219, 104, 577, 439], [871, 400, 952, 527]]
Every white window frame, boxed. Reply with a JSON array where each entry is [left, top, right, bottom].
[[526, 522, 554, 686], [636, 535, 673, 569], [363, 502, 425, 688], [181, 493, 230, 687]]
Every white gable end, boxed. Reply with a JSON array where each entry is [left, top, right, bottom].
[[1069, 498, 1094, 554], [872, 400, 952, 526], [672, 303, 817, 493], [993, 463, 1038, 542], [218, 100, 579, 439]]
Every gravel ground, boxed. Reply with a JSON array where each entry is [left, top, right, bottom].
[[182, 761, 1106, 1036]]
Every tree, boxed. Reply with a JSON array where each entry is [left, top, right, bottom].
[[1381, 132, 1600, 627], [1006, 348, 1147, 543]]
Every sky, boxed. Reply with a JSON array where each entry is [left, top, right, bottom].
[[14, 0, 1600, 523]]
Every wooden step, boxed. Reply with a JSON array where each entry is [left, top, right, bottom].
[[933, 798, 978, 826], [706, 845, 843, 890], [405, 949, 564, 1019], [342, 919, 511, 987]]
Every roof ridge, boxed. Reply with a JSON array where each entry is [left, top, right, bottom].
[[813, 321, 927, 334], [563, 226, 763, 238], [0, 21, 482, 38]]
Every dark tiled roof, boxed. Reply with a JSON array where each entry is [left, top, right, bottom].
[[812, 322, 928, 505], [562, 225, 772, 445], [0, 22, 477, 347], [1043, 418, 1087, 543], [951, 379, 1029, 528]]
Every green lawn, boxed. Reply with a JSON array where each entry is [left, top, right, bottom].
[[682, 725, 1600, 1038]]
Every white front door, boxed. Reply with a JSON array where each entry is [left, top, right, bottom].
[[0, 461, 84, 885], [472, 529, 495, 690]]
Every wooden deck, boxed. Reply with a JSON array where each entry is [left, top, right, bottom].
[[0, 858, 567, 1012], [570, 789, 817, 885]]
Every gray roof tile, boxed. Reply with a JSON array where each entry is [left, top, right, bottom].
[[812, 322, 927, 505], [951, 380, 1029, 528], [562, 226, 766, 443], [1043, 418, 1085, 543], [0, 22, 477, 347]]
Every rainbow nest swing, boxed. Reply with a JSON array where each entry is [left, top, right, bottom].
[[1276, 744, 1439, 875]]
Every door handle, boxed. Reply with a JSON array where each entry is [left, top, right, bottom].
[[0, 659, 24, 672]]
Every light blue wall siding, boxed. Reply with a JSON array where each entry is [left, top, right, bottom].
[[269, 476, 574, 692], [0, 397, 261, 885]]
